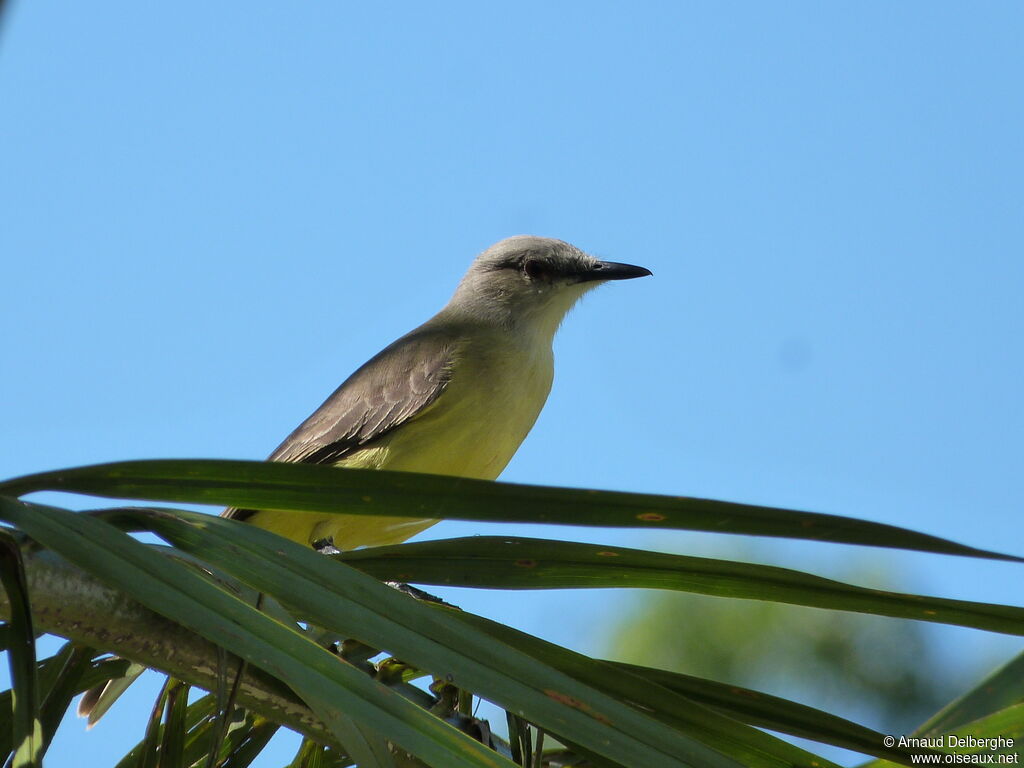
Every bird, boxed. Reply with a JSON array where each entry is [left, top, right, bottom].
[[222, 235, 651, 550]]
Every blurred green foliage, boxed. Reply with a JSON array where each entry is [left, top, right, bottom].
[[606, 547, 990, 734]]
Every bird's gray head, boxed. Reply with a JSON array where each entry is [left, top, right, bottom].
[[445, 236, 651, 336]]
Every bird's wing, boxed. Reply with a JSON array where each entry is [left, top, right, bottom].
[[223, 327, 458, 520], [272, 328, 457, 464]]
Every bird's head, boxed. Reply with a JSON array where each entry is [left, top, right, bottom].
[[447, 236, 651, 336]]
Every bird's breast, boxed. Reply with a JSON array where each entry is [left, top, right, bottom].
[[363, 333, 554, 480]]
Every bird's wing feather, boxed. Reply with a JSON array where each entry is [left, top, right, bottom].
[[272, 328, 456, 464], [223, 327, 457, 520]]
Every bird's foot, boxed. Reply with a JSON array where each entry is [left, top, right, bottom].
[[311, 537, 342, 555], [385, 581, 459, 609], [312, 537, 458, 608]]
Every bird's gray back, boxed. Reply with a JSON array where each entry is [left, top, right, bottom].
[[272, 327, 457, 464], [222, 325, 457, 522]]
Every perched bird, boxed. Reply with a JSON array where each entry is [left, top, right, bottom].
[[223, 236, 651, 550]]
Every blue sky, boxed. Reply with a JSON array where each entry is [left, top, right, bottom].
[[2, 2, 1022, 765]]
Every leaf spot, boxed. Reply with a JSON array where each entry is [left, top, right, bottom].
[[637, 512, 665, 522], [543, 690, 611, 724]]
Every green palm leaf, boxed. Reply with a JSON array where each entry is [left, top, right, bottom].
[[2, 457, 1018, 767], [2, 459, 1018, 561]]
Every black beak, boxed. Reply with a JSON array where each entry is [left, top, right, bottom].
[[578, 260, 653, 283]]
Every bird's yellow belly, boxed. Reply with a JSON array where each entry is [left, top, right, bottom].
[[249, 341, 553, 549]]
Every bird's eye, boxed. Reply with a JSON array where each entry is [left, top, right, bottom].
[[523, 259, 545, 279]]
